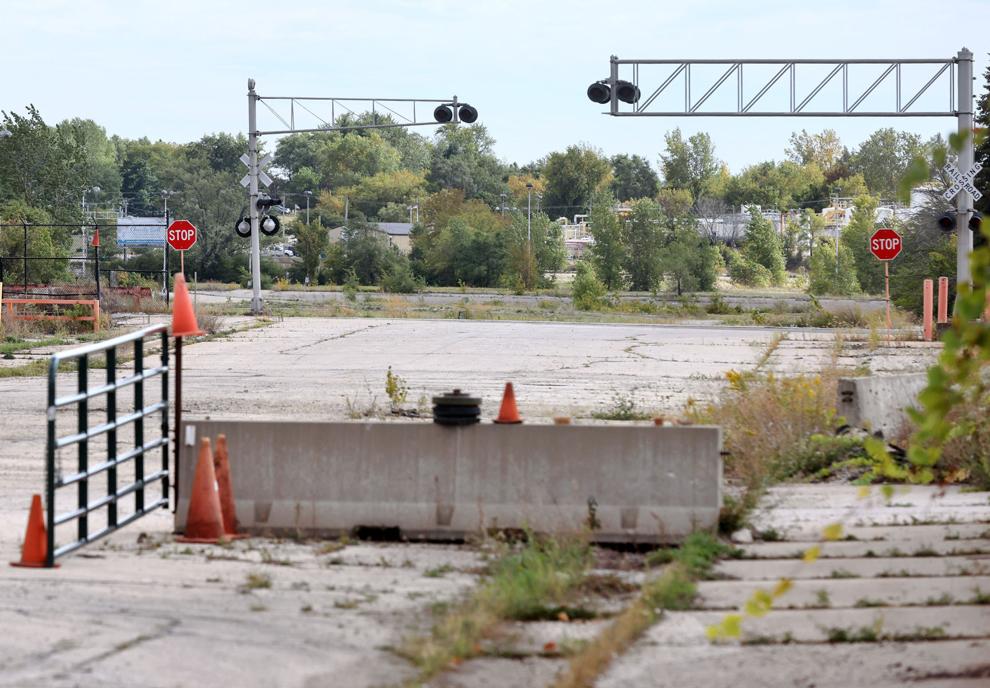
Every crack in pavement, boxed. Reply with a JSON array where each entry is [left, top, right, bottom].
[[278, 323, 386, 354]]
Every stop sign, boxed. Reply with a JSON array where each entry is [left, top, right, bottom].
[[167, 220, 198, 251], [869, 228, 902, 261]]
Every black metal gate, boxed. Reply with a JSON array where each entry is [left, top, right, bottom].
[[44, 325, 170, 567]]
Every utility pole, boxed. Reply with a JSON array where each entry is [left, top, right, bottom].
[[956, 47, 975, 289], [304, 190, 312, 225], [247, 79, 263, 314], [526, 183, 534, 245]]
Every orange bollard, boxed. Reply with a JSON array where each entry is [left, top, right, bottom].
[[177, 438, 226, 543], [923, 279, 934, 341], [937, 276, 949, 324], [10, 494, 57, 568], [493, 383, 523, 424], [213, 434, 242, 537]]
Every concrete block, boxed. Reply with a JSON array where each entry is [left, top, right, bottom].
[[176, 421, 722, 543], [836, 373, 927, 438]]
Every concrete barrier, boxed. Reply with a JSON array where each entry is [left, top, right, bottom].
[[176, 420, 722, 543], [836, 374, 928, 438]]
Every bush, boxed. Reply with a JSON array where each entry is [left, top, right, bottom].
[[380, 258, 422, 294], [572, 261, 607, 311], [808, 239, 860, 295], [686, 368, 841, 518], [726, 250, 772, 287]]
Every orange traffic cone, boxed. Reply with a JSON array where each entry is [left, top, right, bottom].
[[171, 273, 204, 337], [91, 228, 100, 248], [177, 438, 226, 543], [213, 434, 242, 537], [10, 494, 56, 568], [493, 382, 523, 424]]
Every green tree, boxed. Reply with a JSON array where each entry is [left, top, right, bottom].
[[610, 154, 659, 201], [851, 128, 925, 198], [587, 190, 625, 290], [411, 201, 507, 287], [0, 200, 70, 284], [0, 106, 83, 218], [840, 194, 885, 294], [742, 210, 786, 285], [889, 197, 957, 316], [659, 128, 720, 199], [663, 231, 719, 294], [808, 238, 860, 295], [572, 261, 607, 310], [427, 124, 506, 205], [787, 209, 826, 268], [724, 161, 824, 211], [542, 145, 612, 217], [293, 220, 328, 283], [623, 198, 665, 291]]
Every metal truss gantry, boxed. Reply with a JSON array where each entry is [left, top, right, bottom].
[[245, 80, 470, 314], [597, 49, 976, 285]]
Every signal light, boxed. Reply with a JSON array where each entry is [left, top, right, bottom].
[[587, 81, 610, 104], [235, 217, 251, 238], [970, 211, 983, 232], [615, 80, 640, 104], [260, 215, 281, 236], [937, 212, 956, 231], [458, 104, 478, 124], [255, 196, 282, 211], [433, 105, 454, 123]]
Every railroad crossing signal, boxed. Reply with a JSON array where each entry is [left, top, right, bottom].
[[240, 153, 273, 189], [943, 162, 983, 202]]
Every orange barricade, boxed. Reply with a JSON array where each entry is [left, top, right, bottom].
[[1, 298, 101, 332]]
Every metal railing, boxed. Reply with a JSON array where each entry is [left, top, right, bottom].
[[45, 325, 170, 566]]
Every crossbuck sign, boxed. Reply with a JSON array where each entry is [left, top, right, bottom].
[[943, 162, 983, 202]]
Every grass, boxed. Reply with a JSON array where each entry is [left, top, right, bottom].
[[240, 571, 272, 591], [591, 392, 653, 421], [552, 533, 733, 688], [399, 532, 591, 682]]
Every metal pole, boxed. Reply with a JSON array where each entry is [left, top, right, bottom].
[[22, 222, 28, 293], [527, 189, 532, 245], [248, 78, 263, 315], [609, 55, 619, 115], [173, 336, 182, 513], [163, 197, 169, 301], [956, 47, 974, 290], [94, 242, 101, 302]]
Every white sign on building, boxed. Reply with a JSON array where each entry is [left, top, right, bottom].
[[117, 217, 167, 246]]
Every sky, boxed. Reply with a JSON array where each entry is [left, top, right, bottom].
[[3, 0, 987, 174]]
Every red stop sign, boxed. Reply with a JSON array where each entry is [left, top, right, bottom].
[[869, 228, 902, 261], [167, 220, 198, 251]]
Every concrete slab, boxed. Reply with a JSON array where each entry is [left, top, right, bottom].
[[715, 555, 990, 580], [681, 605, 990, 643], [430, 657, 567, 688], [596, 638, 990, 688], [738, 538, 990, 559], [697, 576, 990, 609], [764, 522, 990, 543]]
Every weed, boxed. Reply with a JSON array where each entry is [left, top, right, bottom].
[[385, 366, 408, 408], [249, 603, 268, 612], [645, 533, 738, 579], [854, 598, 889, 608], [826, 621, 882, 643], [241, 572, 272, 592], [757, 528, 783, 542], [814, 589, 831, 608], [924, 594, 954, 606], [829, 569, 857, 579], [334, 599, 361, 610], [424, 564, 455, 578], [913, 546, 939, 557], [400, 533, 591, 681], [592, 391, 652, 421], [969, 588, 990, 604]]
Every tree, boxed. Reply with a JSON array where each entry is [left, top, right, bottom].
[[610, 154, 659, 201], [659, 128, 719, 199], [507, 174, 544, 211], [293, 220, 328, 283], [587, 190, 625, 290], [786, 129, 845, 179], [0, 200, 70, 284], [541, 145, 612, 217], [623, 198, 665, 291], [808, 238, 860, 295], [742, 210, 786, 285], [410, 201, 507, 287], [724, 160, 824, 211], [840, 194, 884, 294], [427, 124, 506, 205], [0, 106, 83, 218], [663, 231, 719, 294], [572, 261, 607, 310], [787, 208, 826, 268], [975, 55, 990, 215], [851, 128, 926, 198]]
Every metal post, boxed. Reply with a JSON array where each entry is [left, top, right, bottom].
[[94, 242, 101, 302], [77, 355, 88, 543], [609, 55, 619, 115], [45, 360, 56, 568], [161, 330, 170, 511], [248, 78, 263, 315], [106, 347, 117, 528], [173, 336, 182, 513], [23, 222, 28, 293], [163, 200, 170, 303], [527, 188, 532, 244], [956, 47, 974, 290]]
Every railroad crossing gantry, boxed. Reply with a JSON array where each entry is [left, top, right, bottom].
[[587, 49, 976, 287], [245, 80, 478, 315]]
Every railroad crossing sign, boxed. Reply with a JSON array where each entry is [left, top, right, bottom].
[[870, 228, 902, 261], [166, 220, 198, 251], [943, 162, 983, 202], [240, 153, 273, 188]]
